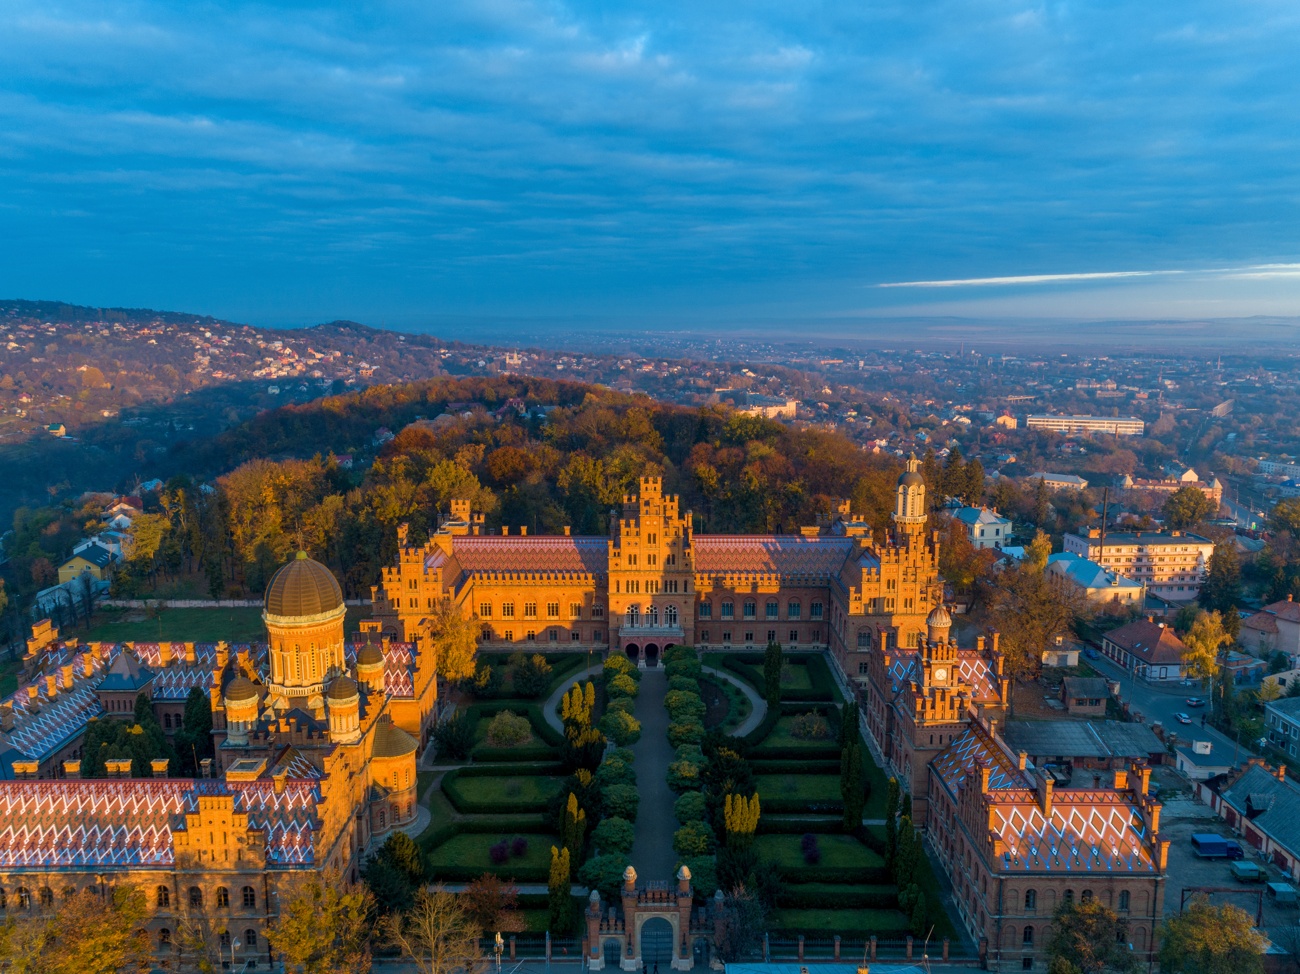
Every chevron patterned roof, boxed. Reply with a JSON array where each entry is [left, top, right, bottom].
[[692, 536, 855, 578], [439, 536, 609, 574]]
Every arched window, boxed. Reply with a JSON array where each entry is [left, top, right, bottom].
[[219, 931, 231, 949], [164, 713, 172, 729], [743, 600, 756, 620], [157, 885, 170, 908], [625, 606, 639, 626], [216, 887, 229, 908], [1118, 891, 1130, 912], [0, 889, 6, 910], [1081, 890, 1094, 904], [721, 600, 734, 620], [38, 888, 53, 909], [857, 629, 871, 648], [245, 929, 258, 948], [61, 886, 76, 902], [765, 600, 779, 620], [379, 810, 387, 828], [1023, 927, 1034, 946], [159, 928, 172, 947], [665, 605, 678, 626], [648, 605, 659, 626], [1024, 889, 1037, 912], [16, 888, 30, 910], [1063, 890, 1074, 906], [189, 887, 203, 908], [242, 887, 256, 909]]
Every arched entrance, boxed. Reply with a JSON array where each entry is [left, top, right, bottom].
[[640, 918, 674, 967], [644, 643, 660, 667], [604, 939, 623, 969], [623, 644, 640, 661]]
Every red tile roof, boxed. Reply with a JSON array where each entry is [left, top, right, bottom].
[[441, 537, 608, 575], [692, 536, 855, 579], [1102, 620, 1188, 665]]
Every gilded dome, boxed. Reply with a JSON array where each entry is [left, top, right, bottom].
[[327, 675, 359, 701], [926, 604, 952, 628], [371, 719, 418, 758], [265, 551, 344, 620], [899, 469, 925, 488], [224, 676, 259, 702], [356, 642, 385, 667]]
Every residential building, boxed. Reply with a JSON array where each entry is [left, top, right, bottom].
[[1060, 676, 1109, 717], [1026, 414, 1144, 436], [737, 394, 798, 419], [1119, 469, 1223, 506], [994, 415, 1017, 430], [1027, 472, 1089, 491], [1258, 460, 1300, 478], [46, 423, 66, 437], [1265, 698, 1300, 758], [953, 506, 1012, 550], [57, 543, 114, 584], [1063, 529, 1214, 600], [1198, 760, 1300, 882], [1046, 552, 1145, 607], [1099, 618, 1189, 683], [1174, 740, 1233, 781], [1242, 596, 1300, 659]]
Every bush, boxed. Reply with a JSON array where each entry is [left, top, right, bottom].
[[595, 756, 636, 788], [604, 655, 639, 680], [512, 836, 529, 858], [432, 711, 475, 760], [790, 710, 833, 740], [668, 675, 699, 694], [664, 657, 703, 682], [667, 758, 704, 792], [599, 709, 642, 746], [668, 719, 705, 749], [602, 784, 640, 822], [490, 840, 510, 865], [486, 711, 533, 747], [591, 816, 636, 856], [512, 653, 553, 698], [800, 833, 821, 865], [673, 821, 715, 857], [663, 646, 698, 666], [674, 791, 708, 825], [607, 673, 639, 699], [678, 855, 717, 898], [664, 689, 705, 721], [473, 661, 504, 699], [578, 854, 629, 902], [606, 696, 636, 717]]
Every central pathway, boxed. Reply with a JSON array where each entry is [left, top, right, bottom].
[[627, 665, 675, 882]]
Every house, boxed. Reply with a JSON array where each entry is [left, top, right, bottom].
[[46, 423, 66, 437], [1263, 697, 1300, 757], [1100, 618, 1189, 682], [1242, 596, 1300, 659], [57, 544, 114, 584], [1223, 650, 1266, 684], [1061, 676, 1110, 716], [1064, 528, 1214, 601], [1199, 760, 1300, 881], [1047, 552, 1145, 606], [1027, 472, 1089, 491], [952, 506, 1012, 550], [1175, 740, 1234, 782]]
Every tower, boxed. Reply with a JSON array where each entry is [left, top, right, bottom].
[[893, 454, 927, 537], [263, 551, 347, 714]]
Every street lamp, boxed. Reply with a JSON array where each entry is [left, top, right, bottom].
[[231, 937, 240, 971], [495, 931, 504, 974]]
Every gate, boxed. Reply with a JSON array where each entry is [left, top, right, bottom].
[[640, 917, 674, 968]]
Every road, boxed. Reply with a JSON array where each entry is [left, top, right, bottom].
[[1083, 649, 1259, 767]]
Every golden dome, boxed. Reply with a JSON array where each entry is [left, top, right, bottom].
[[371, 719, 418, 758], [926, 604, 953, 629], [356, 642, 385, 667], [224, 676, 259, 702], [327, 675, 359, 702], [264, 552, 343, 620]]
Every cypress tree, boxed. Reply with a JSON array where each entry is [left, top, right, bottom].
[[763, 641, 783, 707]]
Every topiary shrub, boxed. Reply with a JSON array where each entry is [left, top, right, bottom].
[[606, 696, 637, 716], [602, 784, 640, 822], [668, 675, 699, 694], [667, 757, 704, 792], [604, 655, 640, 680], [599, 709, 642, 746], [674, 791, 708, 825], [607, 673, 639, 699], [512, 653, 553, 698], [578, 854, 629, 902], [664, 690, 705, 722], [677, 855, 718, 898], [667, 719, 704, 749], [664, 657, 703, 682], [673, 821, 715, 857], [595, 756, 636, 788], [791, 710, 832, 740], [800, 833, 821, 865], [485, 711, 533, 747], [591, 816, 636, 856]]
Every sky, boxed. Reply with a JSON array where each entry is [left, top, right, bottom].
[[3, 0, 1300, 333]]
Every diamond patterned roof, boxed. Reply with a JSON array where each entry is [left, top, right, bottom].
[[887, 650, 1000, 701], [693, 536, 855, 579]]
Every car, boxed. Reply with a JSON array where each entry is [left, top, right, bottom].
[[1175, 712, 1193, 724], [1186, 697, 1205, 707], [1084, 648, 1100, 660]]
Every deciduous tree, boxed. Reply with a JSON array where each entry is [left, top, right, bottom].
[[268, 871, 374, 974], [1045, 900, 1138, 974], [1159, 897, 1266, 974], [386, 886, 485, 974]]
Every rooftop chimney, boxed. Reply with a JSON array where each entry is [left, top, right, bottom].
[[62, 759, 80, 778]]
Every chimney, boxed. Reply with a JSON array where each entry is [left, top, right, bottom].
[[976, 636, 986, 653], [1279, 764, 1288, 783], [184, 642, 196, 664], [13, 760, 38, 779], [564, 526, 571, 536], [273, 769, 288, 795], [158, 642, 172, 664], [44, 675, 57, 697], [151, 758, 170, 778], [502, 526, 509, 536], [60, 664, 74, 688], [106, 758, 132, 778], [1113, 768, 1128, 790], [1038, 774, 1053, 815], [62, 759, 81, 778], [215, 642, 229, 669], [1018, 751, 1027, 770], [520, 526, 527, 536], [0, 703, 12, 731], [200, 758, 213, 779]]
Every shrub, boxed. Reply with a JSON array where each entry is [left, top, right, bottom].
[[473, 661, 504, 698], [486, 711, 533, 747], [610, 746, 636, 764], [592, 817, 636, 856], [602, 784, 640, 822], [513, 653, 553, 698], [665, 657, 703, 682], [791, 710, 833, 740], [604, 655, 639, 680], [677, 855, 717, 898], [673, 822, 715, 857], [663, 646, 697, 666], [667, 758, 704, 792], [607, 673, 640, 699], [595, 756, 636, 788], [490, 840, 510, 865], [674, 791, 708, 825], [512, 836, 529, 858], [668, 675, 699, 694], [664, 690, 705, 721], [600, 709, 642, 746], [606, 696, 637, 716], [578, 854, 629, 902], [668, 720, 705, 749], [432, 711, 475, 760], [800, 833, 821, 865]]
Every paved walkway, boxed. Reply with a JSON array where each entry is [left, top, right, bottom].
[[627, 667, 674, 881], [702, 664, 767, 737]]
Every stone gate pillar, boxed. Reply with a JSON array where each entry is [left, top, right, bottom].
[[587, 891, 604, 970], [673, 866, 694, 971], [620, 866, 640, 971]]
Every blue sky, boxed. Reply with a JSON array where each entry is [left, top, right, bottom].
[[3, 0, 1300, 331]]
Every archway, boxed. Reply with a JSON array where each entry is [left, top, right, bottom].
[[603, 938, 623, 969], [640, 918, 674, 967], [623, 644, 640, 661], [644, 644, 660, 667]]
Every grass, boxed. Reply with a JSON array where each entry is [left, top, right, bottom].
[[755, 773, 842, 803], [69, 605, 369, 644], [762, 715, 839, 749], [449, 775, 564, 806], [779, 662, 814, 691], [768, 908, 911, 935], [754, 833, 885, 870], [0, 657, 22, 698], [425, 832, 555, 875]]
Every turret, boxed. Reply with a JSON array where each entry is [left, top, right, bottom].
[[223, 677, 260, 746], [326, 676, 361, 744], [893, 454, 927, 533]]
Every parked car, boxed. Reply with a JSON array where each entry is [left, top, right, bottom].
[[1186, 697, 1205, 707], [1175, 712, 1193, 724], [1085, 648, 1100, 659]]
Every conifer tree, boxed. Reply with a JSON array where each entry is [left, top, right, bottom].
[[723, 793, 761, 848], [548, 846, 573, 934], [884, 777, 900, 866]]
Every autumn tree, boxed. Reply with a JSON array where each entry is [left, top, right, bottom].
[[987, 532, 1082, 683], [386, 886, 485, 974], [713, 886, 766, 963], [0, 885, 152, 974], [1046, 899, 1138, 974], [427, 598, 479, 683], [1182, 610, 1230, 684], [461, 875, 525, 936], [1159, 897, 1266, 974], [1163, 486, 1215, 530], [267, 871, 374, 974], [548, 846, 574, 934], [723, 793, 761, 848]]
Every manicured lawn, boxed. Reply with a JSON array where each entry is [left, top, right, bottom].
[[754, 833, 884, 869], [449, 775, 564, 806], [756, 773, 842, 803], [769, 908, 911, 934], [473, 713, 536, 746], [72, 605, 369, 644], [760, 716, 839, 748], [425, 832, 554, 875], [779, 662, 814, 691]]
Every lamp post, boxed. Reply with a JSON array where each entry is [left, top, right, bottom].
[[495, 932, 504, 974], [231, 937, 240, 971]]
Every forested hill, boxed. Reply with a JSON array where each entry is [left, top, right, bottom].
[[126, 375, 906, 600]]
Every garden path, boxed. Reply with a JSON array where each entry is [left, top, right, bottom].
[[701, 664, 767, 737], [627, 666, 675, 882]]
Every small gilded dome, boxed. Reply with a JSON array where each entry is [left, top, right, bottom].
[[926, 604, 953, 628], [899, 469, 925, 488], [264, 552, 344, 619], [371, 719, 418, 758], [356, 642, 385, 667], [327, 675, 358, 702], [224, 676, 259, 703]]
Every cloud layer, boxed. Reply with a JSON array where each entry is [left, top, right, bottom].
[[2, 0, 1300, 326]]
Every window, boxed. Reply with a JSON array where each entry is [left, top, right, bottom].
[[1023, 960, 1033, 970], [189, 887, 203, 908], [479, 602, 492, 618], [524, 602, 537, 619], [698, 602, 712, 619], [570, 602, 582, 619], [157, 885, 171, 909], [503, 630, 513, 642], [164, 713, 172, 729], [1023, 927, 1034, 945], [1081, 890, 1093, 904], [647, 533, 656, 544], [666, 605, 678, 626], [765, 600, 779, 620], [700, 630, 710, 642], [787, 601, 801, 619], [648, 554, 657, 566], [16, 888, 30, 910], [220, 931, 231, 949], [810, 601, 824, 619], [743, 600, 756, 620], [159, 928, 172, 947], [549, 629, 558, 641], [767, 630, 776, 643], [593, 604, 605, 619], [572, 630, 581, 641], [1063, 890, 1073, 906], [721, 601, 734, 620], [242, 887, 256, 909], [217, 887, 229, 908], [1024, 889, 1037, 912], [38, 888, 52, 909], [790, 629, 798, 643], [547, 602, 560, 619], [1118, 891, 1130, 912], [526, 630, 536, 641], [245, 929, 258, 948], [744, 631, 754, 644], [857, 630, 871, 648], [502, 602, 515, 619], [722, 631, 732, 643], [858, 661, 870, 675]]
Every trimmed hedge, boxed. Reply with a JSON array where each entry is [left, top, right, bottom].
[[723, 652, 836, 702], [758, 816, 845, 835], [464, 702, 565, 750], [779, 864, 892, 885], [441, 767, 566, 815], [416, 814, 549, 855]]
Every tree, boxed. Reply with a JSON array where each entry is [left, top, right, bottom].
[[841, 740, 865, 829], [386, 886, 485, 974], [1159, 897, 1266, 974], [1200, 544, 1242, 615], [988, 532, 1082, 682], [1045, 900, 1138, 974], [268, 871, 374, 974], [561, 792, 587, 858], [714, 886, 767, 963], [763, 640, 783, 707], [432, 711, 475, 761], [0, 885, 152, 974], [427, 598, 478, 682], [884, 777, 900, 866], [723, 793, 761, 848], [1163, 486, 1215, 530], [1182, 610, 1230, 684], [461, 875, 525, 936], [548, 846, 574, 934]]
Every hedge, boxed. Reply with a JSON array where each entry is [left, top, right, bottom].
[[748, 759, 842, 775], [441, 765, 566, 815], [759, 797, 844, 815], [724, 653, 837, 702], [416, 814, 549, 855], [758, 816, 845, 835], [463, 702, 565, 750]]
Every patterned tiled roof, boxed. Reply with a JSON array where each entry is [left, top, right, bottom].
[[343, 641, 417, 698], [0, 778, 321, 869], [439, 536, 609, 575], [887, 650, 1001, 701], [7, 683, 103, 762], [932, 723, 1030, 794], [692, 536, 855, 579]]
